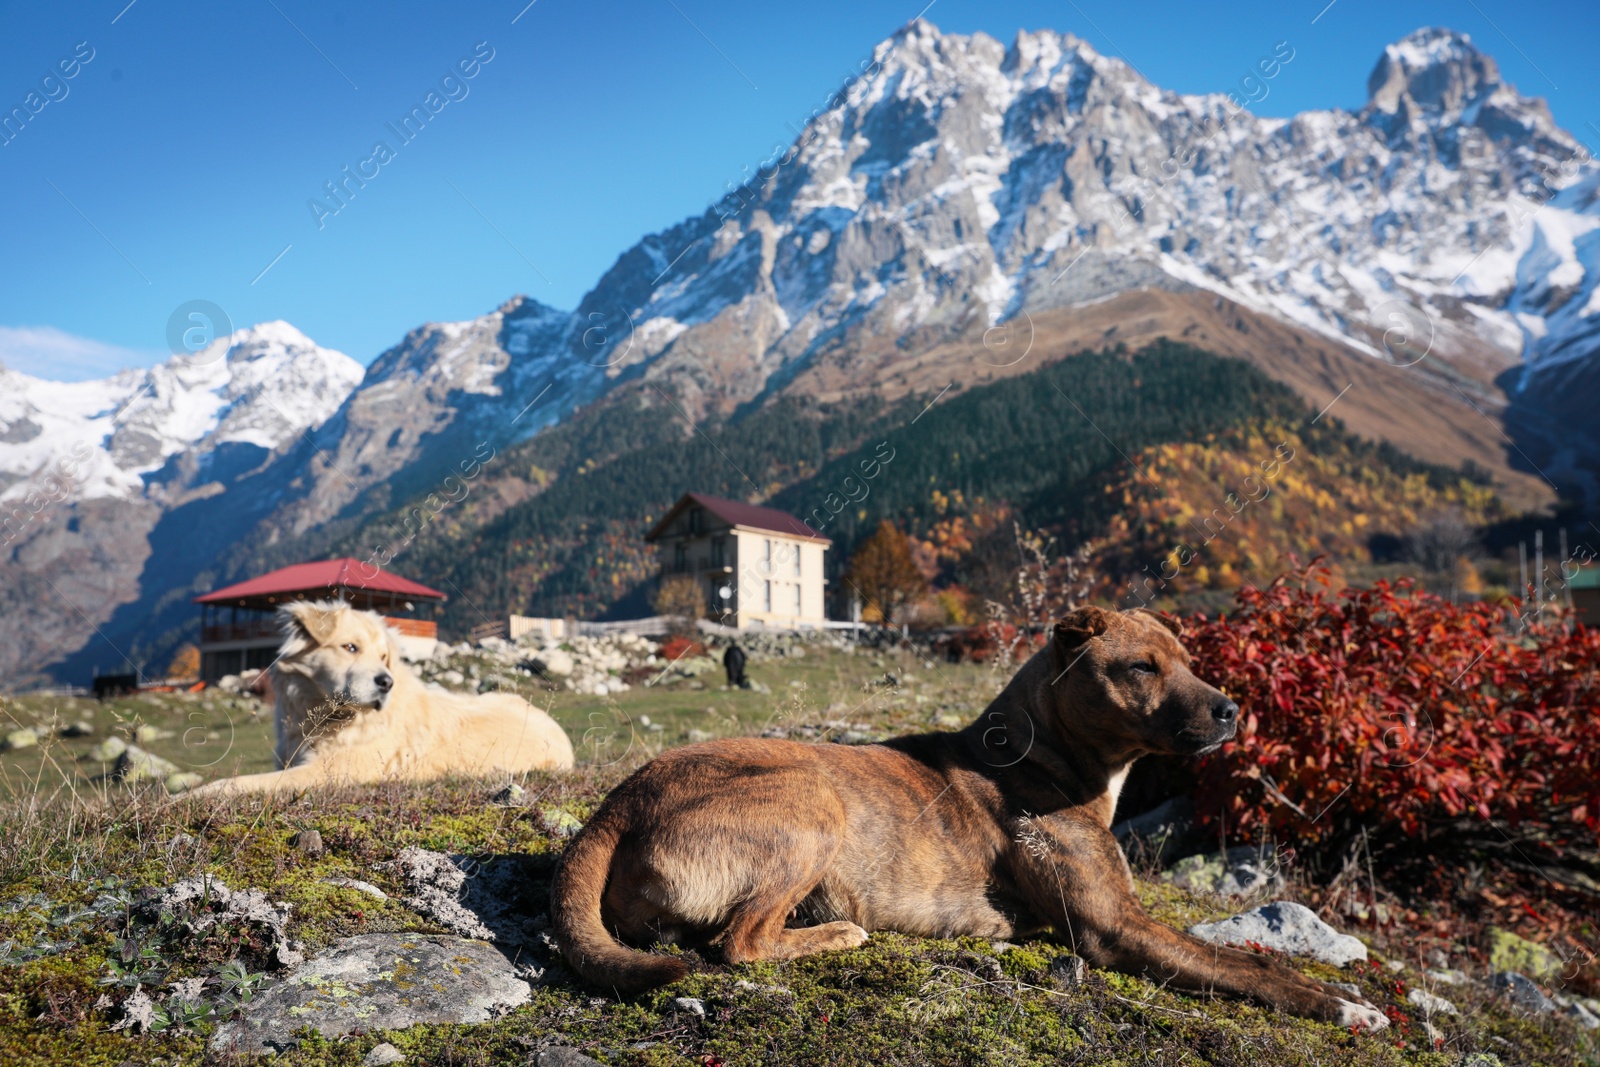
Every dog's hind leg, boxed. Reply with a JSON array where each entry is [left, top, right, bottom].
[[721, 879, 868, 964]]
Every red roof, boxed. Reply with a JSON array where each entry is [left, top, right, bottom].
[[645, 492, 830, 544], [195, 558, 447, 604]]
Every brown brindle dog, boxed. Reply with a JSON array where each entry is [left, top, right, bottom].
[[552, 606, 1388, 1029]]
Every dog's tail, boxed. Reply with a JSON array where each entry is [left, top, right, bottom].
[[551, 811, 689, 995]]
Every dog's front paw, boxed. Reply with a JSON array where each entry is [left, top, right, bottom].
[[1335, 998, 1389, 1032]]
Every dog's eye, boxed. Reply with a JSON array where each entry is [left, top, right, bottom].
[[343, 643, 359, 654], [1129, 661, 1158, 674]]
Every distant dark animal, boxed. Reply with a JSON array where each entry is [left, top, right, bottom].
[[93, 673, 139, 700], [723, 644, 748, 689]]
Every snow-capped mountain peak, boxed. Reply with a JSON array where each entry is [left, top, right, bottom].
[[0, 322, 362, 504]]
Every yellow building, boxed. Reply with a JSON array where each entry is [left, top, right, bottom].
[[645, 492, 831, 629]]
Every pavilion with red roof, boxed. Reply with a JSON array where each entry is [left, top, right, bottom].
[[194, 558, 446, 680]]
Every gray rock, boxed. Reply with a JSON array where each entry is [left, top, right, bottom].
[[1564, 1000, 1600, 1030], [1163, 844, 1282, 898], [292, 829, 324, 856], [1490, 971, 1555, 1014], [1425, 967, 1469, 985], [363, 1042, 406, 1066], [536, 1050, 605, 1067], [1049, 954, 1087, 986], [164, 771, 204, 794], [61, 720, 94, 737], [1406, 988, 1459, 1015], [211, 934, 530, 1054], [539, 807, 584, 838], [1188, 901, 1368, 966], [673, 996, 707, 1017]]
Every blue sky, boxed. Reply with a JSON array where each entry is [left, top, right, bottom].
[[1, 0, 1595, 380]]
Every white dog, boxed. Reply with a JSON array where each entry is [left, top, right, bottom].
[[194, 600, 574, 793]]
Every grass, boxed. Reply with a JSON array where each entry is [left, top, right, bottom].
[[0, 644, 1594, 1066]]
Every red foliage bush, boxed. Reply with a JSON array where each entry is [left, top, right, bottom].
[[937, 624, 1044, 664], [658, 635, 707, 663], [1185, 564, 1600, 867]]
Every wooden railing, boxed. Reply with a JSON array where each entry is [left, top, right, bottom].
[[385, 617, 439, 638]]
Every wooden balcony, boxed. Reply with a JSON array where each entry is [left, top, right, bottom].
[[384, 617, 438, 638]]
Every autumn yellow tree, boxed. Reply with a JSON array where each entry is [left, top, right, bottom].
[[165, 643, 201, 681], [653, 574, 706, 635], [845, 520, 928, 627]]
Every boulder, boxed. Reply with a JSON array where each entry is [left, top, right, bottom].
[[536, 1050, 605, 1067], [1188, 901, 1367, 966], [1485, 927, 1558, 978], [534, 649, 575, 678], [87, 736, 128, 762], [323, 878, 389, 900], [210, 934, 530, 1054], [165, 772, 204, 794], [1162, 844, 1281, 898]]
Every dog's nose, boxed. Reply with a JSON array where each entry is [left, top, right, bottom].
[[374, 672, 393, 692], [1212, 698, 1238, 724]]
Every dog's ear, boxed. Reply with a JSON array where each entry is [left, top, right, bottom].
[[1129, 607, 1183, 639], [280, 600, 341, 653], [1054, 605, 1111, 647]]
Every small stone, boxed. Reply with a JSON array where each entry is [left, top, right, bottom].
[[363, 1042, 406, 1066], [1426, 967, 1468, 985], [686, 728, 714, 743], [2, 727, 39, 751], [291, 830, 324, 856], [491, 782, 527, 806], [210, 933, 531, 1054], [1189, 901, 1367, 966], [1330, 982, 1361, 995], [114, 745, 179, 782], [1407, 988, 1459, 1015], [539, 807, 584, 838], [165, 772, 205, 794], [323, 878, 388, 900], [61, 721, 94, 738], [1385, 958, 1405, 972], [1564, 999, 1600, 1030], [1049, 954, 1087, 986], [87, 736, 127, 762], [134, 724, 173, 744], [673, 996, 707, 1017], [1490, 971, 1555, 1014]]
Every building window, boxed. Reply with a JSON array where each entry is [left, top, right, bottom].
[[763, 538, 773, 572], [763, 580, 772, 612], [711, 536, 725, 567], [793, 584, 802, 614], [689, 507, 704, 535], [793, 544, 802, 578], [673, 543, 686, 572]]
